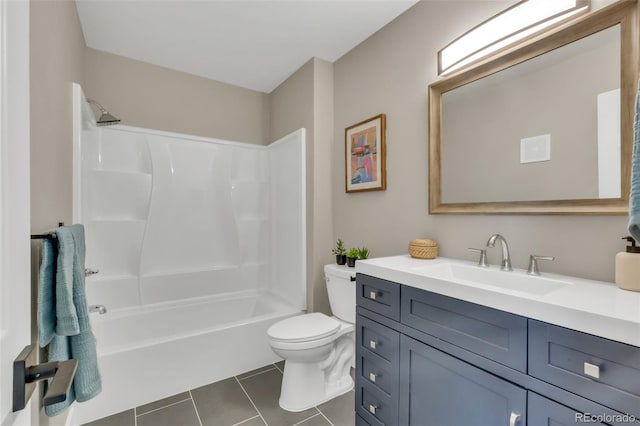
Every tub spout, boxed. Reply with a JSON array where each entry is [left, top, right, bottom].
[[88, 304, 107, 315]]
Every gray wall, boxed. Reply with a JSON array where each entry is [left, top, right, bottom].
[[333, 0, 628, 283], [30, 0, 86, 233], [270, 58, 334, 314], [311, 59, 335, 315], [84, 48, 270, 145]]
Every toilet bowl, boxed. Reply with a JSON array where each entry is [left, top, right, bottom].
[[267, 264, 356, 412]]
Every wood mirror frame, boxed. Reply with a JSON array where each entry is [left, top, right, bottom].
[[429, 2, 639, 215]]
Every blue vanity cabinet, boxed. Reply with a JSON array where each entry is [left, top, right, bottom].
[[355, 273, 639, 426], [356, 414, 372, 426], [527, 393, 609, 426], [399, 334, 527, 426]]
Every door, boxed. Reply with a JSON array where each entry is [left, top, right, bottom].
[[0, 0, 32, 425], [399, 335, 526, 426]]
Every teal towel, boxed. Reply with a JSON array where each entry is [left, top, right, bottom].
[[630, 80, 640, 242], [54, 227, 81, 335], [37, 225, 102, 416], [37, 238, 56, 346]]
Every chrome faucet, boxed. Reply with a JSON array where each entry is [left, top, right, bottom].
[[486, 234, 513, 272], [88, 304, 107, 315]]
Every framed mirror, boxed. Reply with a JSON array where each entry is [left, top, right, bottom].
[[429, 2, 639, 214]]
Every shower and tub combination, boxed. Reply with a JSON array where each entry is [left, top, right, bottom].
[[68, 84, 307, 424]]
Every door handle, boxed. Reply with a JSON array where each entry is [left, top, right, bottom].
[[13, 344, 78, 412], [509, 411, 521, 426]]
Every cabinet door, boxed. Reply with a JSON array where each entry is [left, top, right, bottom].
[[528, 392, 610, 426], [399, 335, 526, 426]]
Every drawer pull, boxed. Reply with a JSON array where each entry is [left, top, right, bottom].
[[369, 291, 377, 300], [369, 404, 378, 415], [369, 340, 377, 350], [369, 372, 377, 383], [583, 362, 600, 379], [509, 411, 521, 426]]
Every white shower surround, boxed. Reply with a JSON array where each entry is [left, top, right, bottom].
[[78, 124, 306, 309], [69, 84, 306, 424]]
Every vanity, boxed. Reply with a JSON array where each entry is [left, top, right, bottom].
[[353, 256, 640, 426]]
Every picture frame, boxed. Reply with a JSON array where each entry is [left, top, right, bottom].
[[345, 114, 386, 193]]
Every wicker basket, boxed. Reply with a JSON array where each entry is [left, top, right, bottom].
[[408, 239, 438, 259]]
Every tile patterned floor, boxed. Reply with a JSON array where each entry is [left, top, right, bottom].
[[83, 362, 355, 426]]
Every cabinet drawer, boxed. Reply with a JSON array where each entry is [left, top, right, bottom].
[[357, 274, 400, 321], [529, 320, 640, 417], [356, 381, 397, 426], [357, 315, 400, 364], [359, 349, 397, 396], [401, 286, 527, 372], [528, 393, 610, 426]]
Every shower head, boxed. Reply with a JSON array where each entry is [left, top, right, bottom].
[[86, 98, 121, 126]]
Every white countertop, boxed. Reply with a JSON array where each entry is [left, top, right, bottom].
[[356, 255, 640, 347]]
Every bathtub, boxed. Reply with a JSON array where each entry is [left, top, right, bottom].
[[68, 290, 301, 425]]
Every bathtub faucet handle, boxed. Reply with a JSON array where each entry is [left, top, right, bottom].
[[84, 268, 99, 277], [88, 305, 107, 315]]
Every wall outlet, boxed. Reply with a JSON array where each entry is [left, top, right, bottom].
[[520, 134, 551, 164]]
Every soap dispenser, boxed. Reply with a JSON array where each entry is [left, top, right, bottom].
[[615, 236, 640, 292]]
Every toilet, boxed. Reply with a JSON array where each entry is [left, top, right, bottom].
[[267, 264, 355, 412]]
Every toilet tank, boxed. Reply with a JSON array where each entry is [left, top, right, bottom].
[[324, 264, 356, 324]]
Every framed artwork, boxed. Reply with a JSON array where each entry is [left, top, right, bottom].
[[345, 114, 386, 193]]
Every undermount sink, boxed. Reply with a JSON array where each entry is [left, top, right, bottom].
[[412, 262, 571, 295]]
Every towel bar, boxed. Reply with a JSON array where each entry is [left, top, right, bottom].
[[30, 233, 56, 240], [31, 222, 65, 240]]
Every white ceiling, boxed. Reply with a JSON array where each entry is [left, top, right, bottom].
[[75, 0, 418, 93]]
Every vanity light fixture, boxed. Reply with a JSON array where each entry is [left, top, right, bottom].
[[438, 0, 590, 76]]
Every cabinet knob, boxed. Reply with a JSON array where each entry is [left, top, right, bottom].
[[369, 404, 378, 415], [369, 340, 377, 350], [509, 411, 521, 426], [369, 290, 377, 300], [369, 372, 377, 383], [583, 362, 600, 379]]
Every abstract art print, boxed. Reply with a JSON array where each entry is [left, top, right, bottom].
[[345, 114, 386, 193]]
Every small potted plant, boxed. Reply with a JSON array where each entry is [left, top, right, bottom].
[[357, 247, 370, 260], [346, 247, 359, 268], [332, 238, 347, 265]]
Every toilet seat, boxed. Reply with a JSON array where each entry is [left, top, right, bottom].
[[267, 313, 340, 343]]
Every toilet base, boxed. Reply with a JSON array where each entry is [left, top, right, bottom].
[[278, 333, 354, 412], [278, 360, 354, 412]]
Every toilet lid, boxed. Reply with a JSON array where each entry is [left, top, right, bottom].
[[267, 313, 341, 343]]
